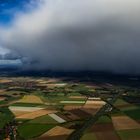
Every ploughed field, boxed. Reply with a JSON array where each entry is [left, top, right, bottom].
[[0, 76, 140, 140]]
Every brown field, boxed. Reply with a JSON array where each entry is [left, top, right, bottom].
[[83, 104, 103, 109], [64, 105, 82, 110], [56, 113, 71, 121], [16, 109, 57, 119], [69, 109, 91, 118], [112, 116, 140, 130], [90, 124, 115, 132], [35, 126, 74, 140], [56, 112, 80, 121], [64, 112, 80, 120], [95, 131, 120, 140], [17, 95, 43, 104], [90, 123, 120, 140], [80, 108, 98, 116]]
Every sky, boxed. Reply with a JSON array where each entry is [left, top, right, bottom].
[[0, 0, 31, 24], [0, 0, 34, 65], [0, 0, 140, 74]]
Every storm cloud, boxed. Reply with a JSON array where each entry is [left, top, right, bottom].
[[1, 0, 140, 74]]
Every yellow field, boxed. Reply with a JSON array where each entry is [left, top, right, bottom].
[[17, 95, 44, 104]]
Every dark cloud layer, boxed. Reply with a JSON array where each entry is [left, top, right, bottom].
[[1, 0, 140, 74]]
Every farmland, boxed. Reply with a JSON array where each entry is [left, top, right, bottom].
[[0, 75, 140, 140]]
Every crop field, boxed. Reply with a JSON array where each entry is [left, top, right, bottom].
[[69, 109, 91, 119], [114, 99, 130, 107], [96, 115, 111, 124], [29, 115, 58, 124], [64, 105, 83, 110], [123, 107, 140, 120], [48, 113, 66, 123], [81, 108, 98, 116], [1, 76, 140, 140], [18, 123, 55, 139], [11, 110, 30, 117], [83, 99, 106, 110], [112, 115, 140, 130], [56, 112, 71, 121], [16, 109, 57, 119], [95, 131, 120, 140], [17, 95, 44, 104], [81, 133, 97, 140], [9, 106, 45, 112], [57, 111, 80, 121], [117, 129, 140, 140], [69, 96, 87, 99], [60, 101, 85, 104], [0, 107, 14, 129], [87, 122, 120, 140], [11, 102, 45, 107], [35, 126, 74, 140]]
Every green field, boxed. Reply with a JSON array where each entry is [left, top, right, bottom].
[[11, 102, 45, 107], [121, 105, 138, 111], [117, 129, 140, 140], [96, 115, 111, 124], [80, 133, 97, 140], [123, 108, 140, 120], [28, 115, 58, 124], [18, 123, 55, 139], [0, 107, 14, 128], [114, 99, 129, 106], [43, 96, 86, 106]]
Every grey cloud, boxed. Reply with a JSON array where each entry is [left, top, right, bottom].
[[1, 0, 140, 74]]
